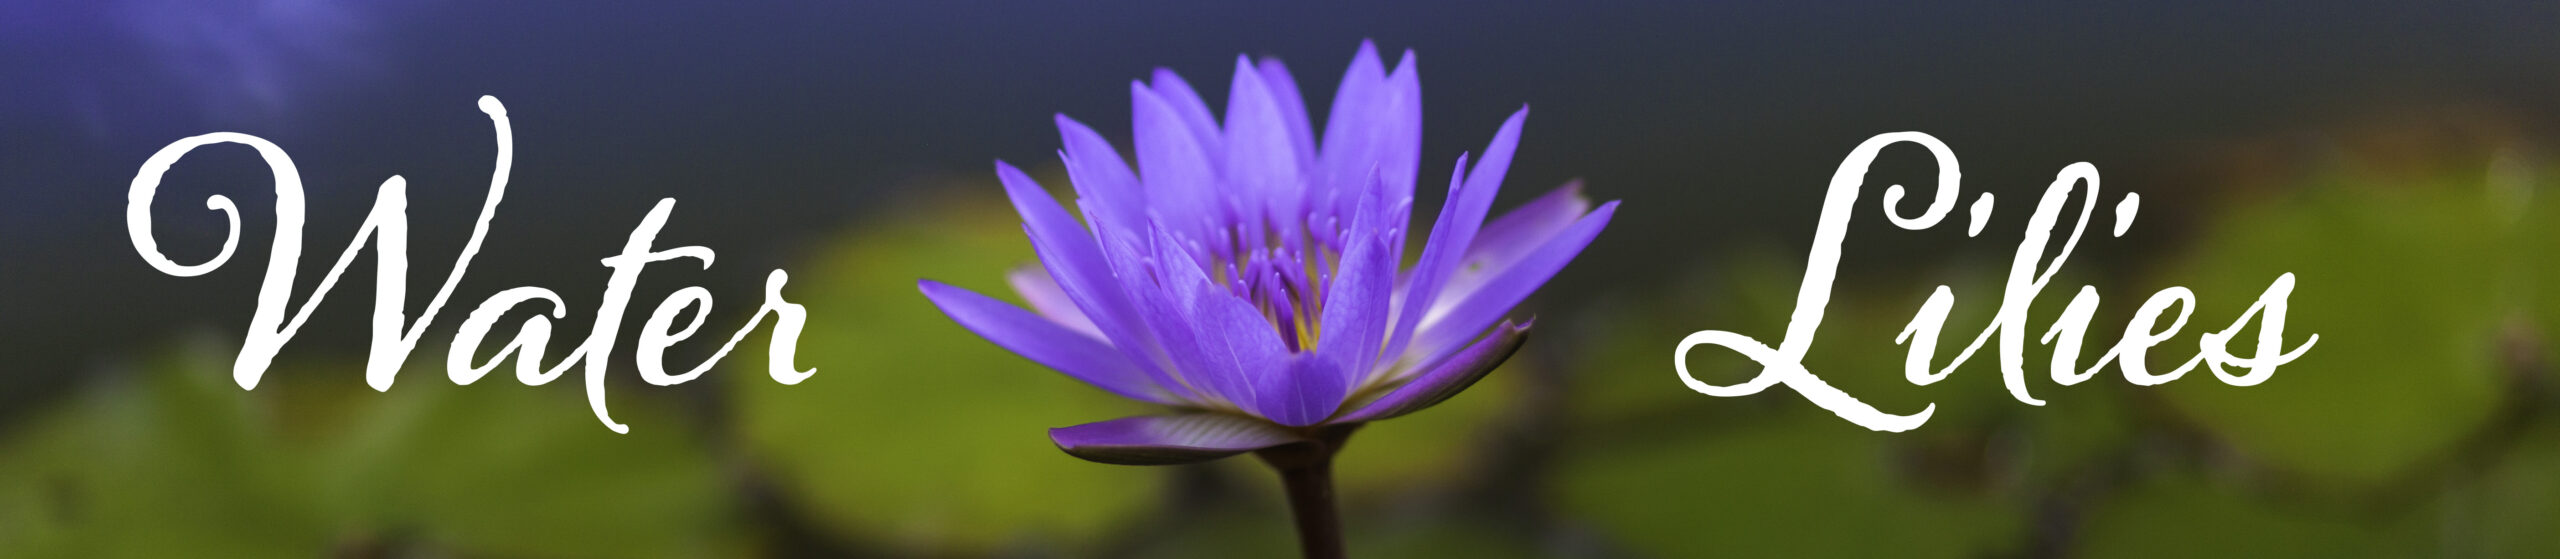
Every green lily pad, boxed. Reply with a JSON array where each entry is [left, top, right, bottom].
[[2523, 163, 2560, 376], [316, 370, 739, 559], [1567, 251, 1804, 428], [2158, 173, 2524, 490], [0, 341, 736, 559], [2073, 472, 2433, 558], [2433, 422, 2560, 557], [1121, 498, 1541, 559], [729, 189, 1163, 554], [1573, 246, 2054, 441], [1552, 414, 2024, 558], [0, 346, 334, 558], [1334, 354, 1525, 496]]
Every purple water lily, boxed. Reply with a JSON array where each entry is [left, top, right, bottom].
[[919, 41, 1612, 557]]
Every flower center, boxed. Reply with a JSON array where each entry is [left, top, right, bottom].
[[1203, 216, 1334, 353], [1155, 198, 1375, 355]]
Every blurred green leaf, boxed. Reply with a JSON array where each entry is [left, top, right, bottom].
[[1553, 415, 2023, 558], [0, 341, 738, 559], [2523, 162, 2560, 377], [1575, 248, 2028, 433], [2433, 422, 2560, 557], [2073, 472, 2432, 558], [729, 191, 1163, 554], [2076, 422, 2560, 558], [2160, 174, 2527, 490], [318, 372, 737, 559], [1120, 503, 1294, 559], [1568, 251, 1805, 426], [0, 345, 333, 558], [1123, 500, 1542, 559], [1557, 249, 2183, 557], [1336, 364, 1523, 496]]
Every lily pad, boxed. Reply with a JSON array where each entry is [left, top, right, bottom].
[[317, 370, 738, 559], [0, 347, 333, 558], [2158, 174, 2522, 490], [2073, 473, 2433, 558], [2433, 422, 2560, 557], [1552, 414, 2024, 558], [1121, 499, 1542, 559], [729, 189, 1163, 554], [0, 342, 736, 559]]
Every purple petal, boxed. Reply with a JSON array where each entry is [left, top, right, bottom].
[[1050, 414, 1303, 465], [996, 162, 1192, 399], [1318, 49, 1425, 270], [1318, 40, 1387, 158], [1150, 68, 1228, 167], [1224, 55, 1301, 213], [993, 161, 1091, 256], [1338, 320, 1529, 423], [1054, 114, 1146, 236], [1428, 181, 1591, 321], [1158, 227, 1291, 417], [1316, 202, 1394, 385], [1131, 82, 1221, 234], [1259, 355, 1346, 427], [1409, 201, 1616, 370], [1463, 107, 1529, 199], [1024, 229, 1200, 401], [1377, 49, 1424, 219], [1006, 264, 1102, 339], [1384, 147, 1496, 367], [1254, 57, 1318, 172], [919, 280, 1174, 404], [1090, 226, 1223, 403], [1317, 41, 1390, 218]]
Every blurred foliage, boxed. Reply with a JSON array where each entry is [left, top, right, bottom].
[[0, 341, 738, 558], [2524, 154, 2560, 375], [729, 189, 1168, 554], [2157, 162, 2533, 491], [1330, 362, 1527, 497], [0, 344, 334, 558], [2441, 423, 2560, 558], [1556, 414, 2025, 558], [2071, 471, 2435, 558], [1559, 249, 2034, 558], [1553, 125, 2560, 557], [1124, 500, 1545, 559]]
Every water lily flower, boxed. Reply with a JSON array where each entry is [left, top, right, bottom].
[[919, 41, 1613, 557]]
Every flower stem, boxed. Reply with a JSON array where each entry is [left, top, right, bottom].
[[1258, 424, 1360, 559]]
